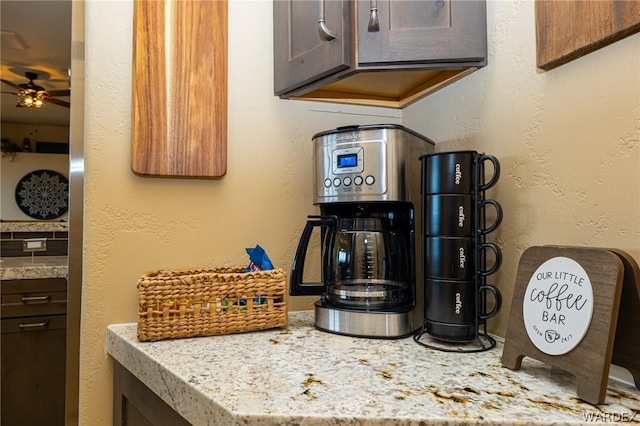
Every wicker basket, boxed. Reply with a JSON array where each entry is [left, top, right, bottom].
[[137, 267, 287, 341]]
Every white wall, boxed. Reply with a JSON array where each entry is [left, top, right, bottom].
[[1, 153, 69, 220], [1, 122, 70, 220], [1, 122, 70, 149], [404, 1, 640, 338], [81, 1, 400, 424]]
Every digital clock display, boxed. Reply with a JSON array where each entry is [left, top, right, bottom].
[[337, 153, 358, 168]]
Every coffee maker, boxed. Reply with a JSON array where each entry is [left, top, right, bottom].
[[290, 124, 434, 338]]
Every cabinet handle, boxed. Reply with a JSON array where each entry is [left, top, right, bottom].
[[21, 295, 52, 304], [368, 0, 379, 32], [19, 321, 49, 329], [318, 0, 337, 41]]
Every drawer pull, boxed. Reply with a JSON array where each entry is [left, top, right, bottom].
[[368, 0, 379, 32], [21, 295, 52, 304], [318, 0, 337, 41], [19, 321, 49, 329]]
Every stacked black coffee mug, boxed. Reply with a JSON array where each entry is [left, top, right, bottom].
[[416, 151, 503, 352]]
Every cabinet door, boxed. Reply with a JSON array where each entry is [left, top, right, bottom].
[[274, 0, 353, 94], [113, 362, 191, 426], [1, 315, 66, 426], [358, 0, 486, 65]]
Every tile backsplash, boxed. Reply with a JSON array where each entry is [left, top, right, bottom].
[[0, 221, 68, 257]]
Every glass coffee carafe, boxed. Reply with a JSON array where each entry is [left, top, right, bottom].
[[291, 203, 415, 313], [326, 215, 411, 309]]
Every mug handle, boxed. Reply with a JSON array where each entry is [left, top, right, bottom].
[[477, 154, 500, 191], [477, 199, 503, 235], [477, 242, 502, 276], [478, 285, 502, 320]]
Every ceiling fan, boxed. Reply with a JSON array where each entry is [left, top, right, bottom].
[[1, 72, 70, 109]]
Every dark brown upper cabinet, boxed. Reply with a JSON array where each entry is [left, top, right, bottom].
[[274, 0, 487, 109]]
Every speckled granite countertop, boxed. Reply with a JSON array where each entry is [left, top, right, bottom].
[[0, 221, 68, 233], [0, 256, 68, 280], [0, 221, 69, 280], [106, 311, 640, 425]]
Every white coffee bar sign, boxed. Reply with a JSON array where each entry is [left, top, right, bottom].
[[523, 256, 594, 355]]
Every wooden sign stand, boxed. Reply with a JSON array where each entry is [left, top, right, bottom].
[[502, 246, 640, 405]]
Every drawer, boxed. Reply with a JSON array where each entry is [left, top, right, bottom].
[[1, 314, 67, 334], [1, 278, 67, 318]]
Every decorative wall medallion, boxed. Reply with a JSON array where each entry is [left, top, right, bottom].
[[14, 169, 69, 219], [523, 256, 594, 355]]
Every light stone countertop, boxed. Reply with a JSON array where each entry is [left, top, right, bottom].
[[0, 256, 68, 280], [106, 311, 640, 426], [0, 221, 68, 233]]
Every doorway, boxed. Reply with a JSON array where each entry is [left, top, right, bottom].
[[0, 1, 84, 424]]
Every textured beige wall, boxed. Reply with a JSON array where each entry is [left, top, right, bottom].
[[81, 0, 639, 424], [81, 1, 400, 424], [404, 1, 640, 338]]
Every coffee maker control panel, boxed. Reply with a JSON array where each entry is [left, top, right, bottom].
[[317, 141, 387, 200], [313, 125, 434, 204]]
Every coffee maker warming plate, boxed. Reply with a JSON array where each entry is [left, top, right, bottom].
[[314, 301, 413, 338]]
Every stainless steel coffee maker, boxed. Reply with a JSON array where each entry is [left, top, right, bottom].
[[290, 124, 434, 338]]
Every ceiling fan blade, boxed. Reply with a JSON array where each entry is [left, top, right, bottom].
[[1, 91, 18, 95], [1, 79, 22, 91], [47, 97, 71, 108], [47, 89, 71, 97]]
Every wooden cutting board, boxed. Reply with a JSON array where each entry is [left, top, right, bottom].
[[535, 0, 640, 71], [131, 0, 227, 177]]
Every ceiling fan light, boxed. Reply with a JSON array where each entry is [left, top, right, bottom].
[[23, 97, 33, 105], [17, 90, 46, 108]]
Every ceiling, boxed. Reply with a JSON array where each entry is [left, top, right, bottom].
[[1, 0, 72, 127]]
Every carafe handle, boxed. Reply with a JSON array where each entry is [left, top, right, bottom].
[[290, 215, 335, 296]]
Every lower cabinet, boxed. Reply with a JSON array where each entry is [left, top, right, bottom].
[[1, 315, 66, 426], [1, 278, 67, 426], [113, 362, 191, 426]]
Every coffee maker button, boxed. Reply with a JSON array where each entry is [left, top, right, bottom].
[[365, 175, 375, 185], [354, 176, 363, 186], [343, 177, 352, 186], [333, 177, 341, 187], [324, 178, 332, 188]]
